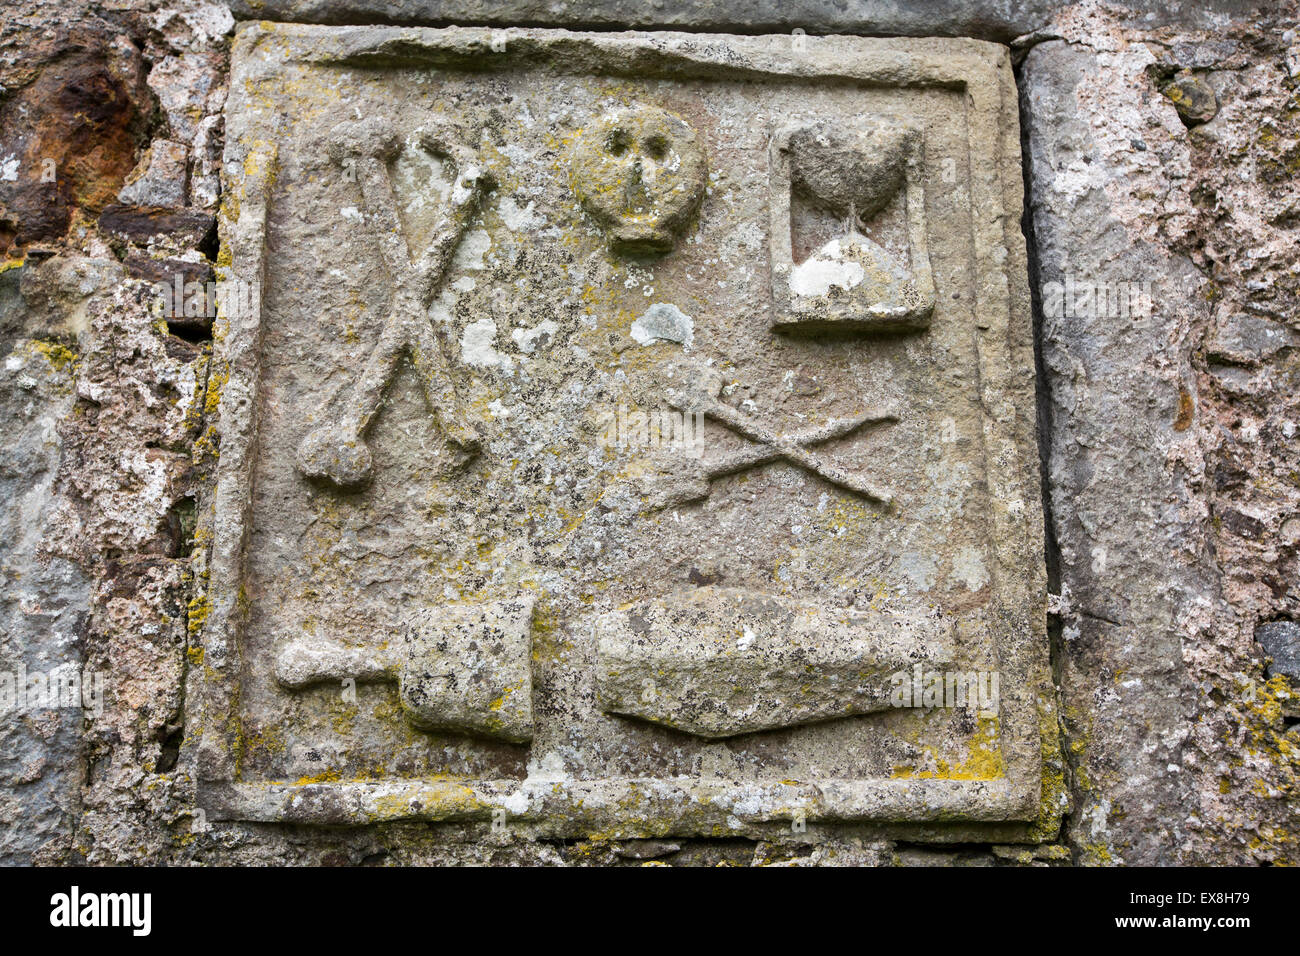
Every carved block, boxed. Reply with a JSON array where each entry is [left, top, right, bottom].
[[595, 588, 951, 738], [770, 118, 936, 333], [197, 25, 1054, 842], [399, 598, 535, 743]]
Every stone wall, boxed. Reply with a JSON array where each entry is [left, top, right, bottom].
[[0, 0, 1296, 865]]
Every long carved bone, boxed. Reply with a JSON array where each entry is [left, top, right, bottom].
[[296, 120, 495, 489]]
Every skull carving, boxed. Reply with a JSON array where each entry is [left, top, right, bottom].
[[568, 104, 707, 256]]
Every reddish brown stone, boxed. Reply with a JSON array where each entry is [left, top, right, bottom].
[[123, 254, 214, 288], [98, 205, 215, 247], [0, 42, 153, 253]]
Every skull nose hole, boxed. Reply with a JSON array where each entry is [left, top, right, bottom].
[[622, 160, 651, 214]]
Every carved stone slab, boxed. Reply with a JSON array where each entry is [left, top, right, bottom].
[[195, 23, 1058, 841]]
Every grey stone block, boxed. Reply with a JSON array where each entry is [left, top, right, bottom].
[[1256, 621, 1300, 681]]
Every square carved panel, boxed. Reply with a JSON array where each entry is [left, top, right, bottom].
[[194, 23, 1059, 841]]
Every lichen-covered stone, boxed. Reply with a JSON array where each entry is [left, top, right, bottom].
[[1161, 72, 1219, 126]]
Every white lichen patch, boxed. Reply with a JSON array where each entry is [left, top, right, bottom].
[[427, 290, 456, 324], [499, 196, 544, 232], [453, 229, 492, 271], [460, 318, 514, 371], [631, 303, 693, 347], [511, 319, 558, 354], [952, 546, 989, 592], [789, 236, 867, 297]]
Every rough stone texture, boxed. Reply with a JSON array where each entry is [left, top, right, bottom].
[[118, 139, 190, 208], [0, 0, 1295, 866], [399, 597, 536, 741], [223, 0, 1272, 43], [1022, 0, 1300, 864], [0, 38, 152, 251], [0, 0, 230, 866]]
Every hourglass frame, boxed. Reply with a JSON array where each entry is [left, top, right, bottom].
[[768, 116, 936, 334]]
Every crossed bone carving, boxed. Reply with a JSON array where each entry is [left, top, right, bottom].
[[646, 377, 898, 510], [296, 119, 495, 489]]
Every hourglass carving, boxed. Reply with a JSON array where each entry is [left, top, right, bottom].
[[769, 118, 935, 334]]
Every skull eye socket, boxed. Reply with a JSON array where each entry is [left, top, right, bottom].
[[644, 134, 669, 161], [606, 128, 631, 157]]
